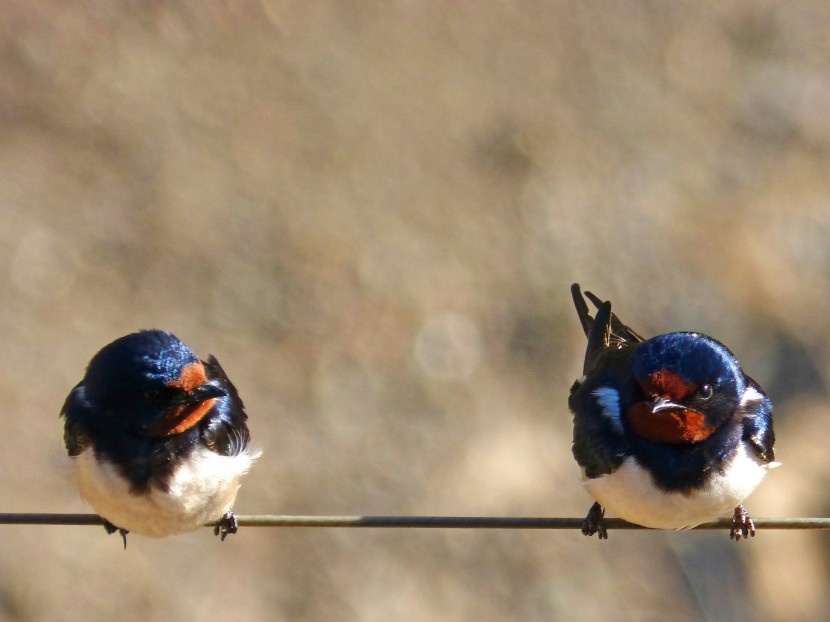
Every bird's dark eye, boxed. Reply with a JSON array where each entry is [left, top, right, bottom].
[[698, 384, 714, 400]]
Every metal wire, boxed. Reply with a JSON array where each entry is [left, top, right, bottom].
[[1, 513, 829, 530]]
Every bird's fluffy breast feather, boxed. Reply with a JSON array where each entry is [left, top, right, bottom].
[[70, 444, 259, 537]]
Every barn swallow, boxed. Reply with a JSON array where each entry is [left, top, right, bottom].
[[61, 330, 259, 547], [568, 284, 777, 541]]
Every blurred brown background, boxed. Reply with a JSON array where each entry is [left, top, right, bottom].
[[1, 1, 829, 620]]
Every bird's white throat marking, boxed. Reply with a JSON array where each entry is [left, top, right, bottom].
[[591, 387, 623, 434], [70, 446, 260, 537], [582, 442, 770, 529]]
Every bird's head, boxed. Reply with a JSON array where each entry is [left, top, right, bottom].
[[628, 332, 744, 444], [82, 330, 226, 436]]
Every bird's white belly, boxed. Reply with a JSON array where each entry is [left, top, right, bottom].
[[583, 443, 769, 529], [70, 446, 257, 537]]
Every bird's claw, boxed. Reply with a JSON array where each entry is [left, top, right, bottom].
[[102, 519, 129, 549], [214, 511, 238, 541], [730, 505, 755, 541], [582, 502, 608, 540]]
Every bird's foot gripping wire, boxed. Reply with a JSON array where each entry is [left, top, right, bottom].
[[213, 511, 238, 541], [730, 505, 756, 541], [102, 519, 129, 549], [582, 502, 608, 540]]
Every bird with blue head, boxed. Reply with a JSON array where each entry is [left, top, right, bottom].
[[61, 330, 259, 547], [569, 285, 777, 540]]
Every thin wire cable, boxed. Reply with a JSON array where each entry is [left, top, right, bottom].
[[1, 513, 829, 530]]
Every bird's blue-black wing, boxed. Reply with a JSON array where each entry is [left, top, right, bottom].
[[570, 284, 642, 477], [60, 383, 92, 457], [201, 356, 252, 457], [742, 376, 775, 464]]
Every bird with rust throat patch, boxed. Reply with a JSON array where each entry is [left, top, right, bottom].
[[61, 330, 260, 547], [568, 284, 777, 541]]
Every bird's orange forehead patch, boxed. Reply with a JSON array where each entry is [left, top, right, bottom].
[[641, 370, 697, 401], [167, 362, 208, 393], [628, 403, 714, 444]]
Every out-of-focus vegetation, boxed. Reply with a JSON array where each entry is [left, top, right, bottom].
[[1, 2, 829, 620]]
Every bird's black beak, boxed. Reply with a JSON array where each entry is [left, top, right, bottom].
[[173, 383, 226, 406]]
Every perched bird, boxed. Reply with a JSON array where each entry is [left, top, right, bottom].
[[61, 330, 259, 546], [568, 284, 777, 541]]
